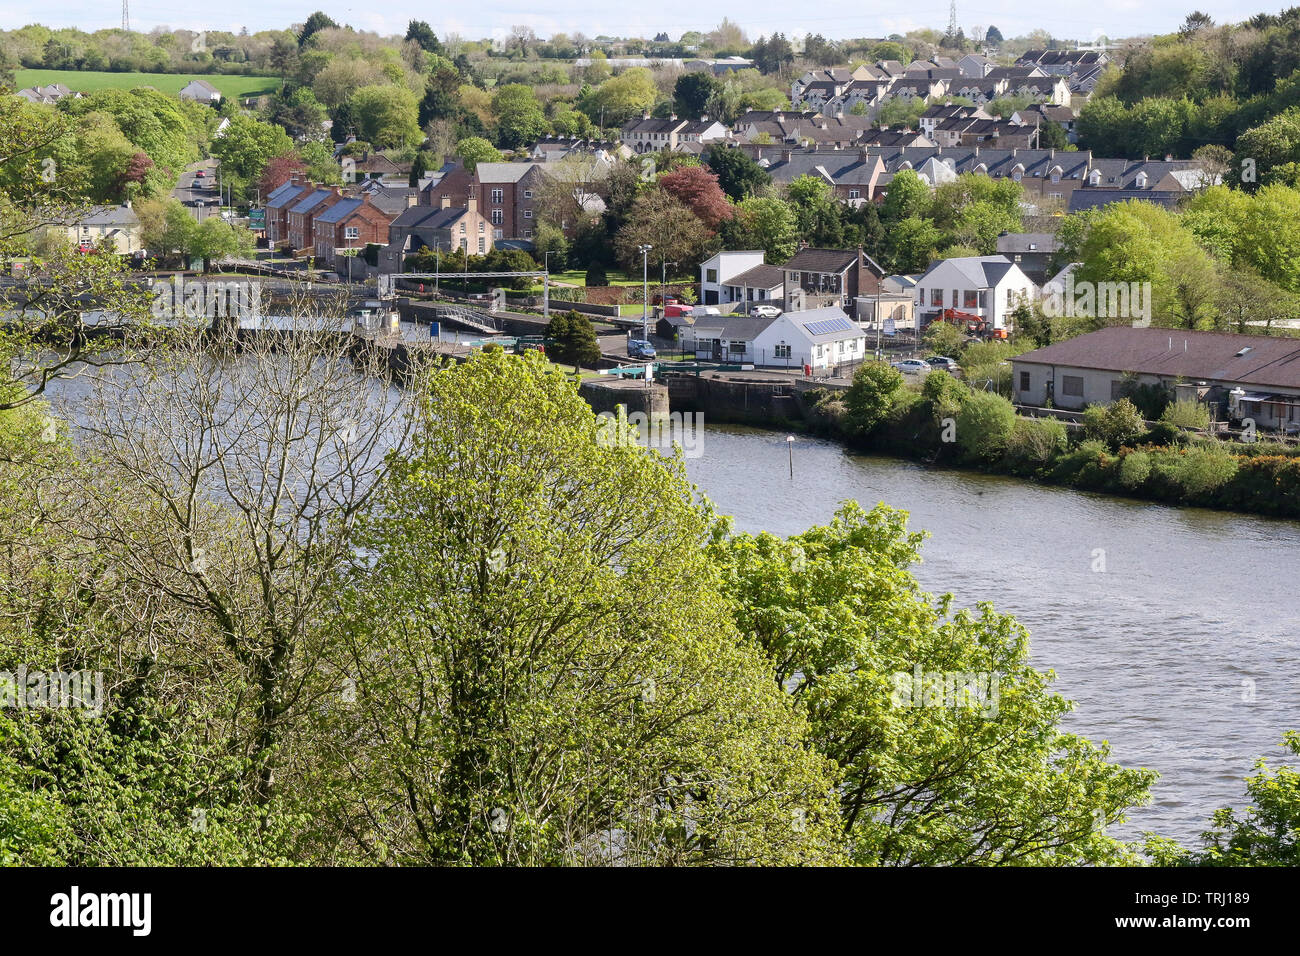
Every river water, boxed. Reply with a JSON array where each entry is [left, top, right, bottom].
[[41, 363, 1299, 848], [683, 425, 1300, 847]]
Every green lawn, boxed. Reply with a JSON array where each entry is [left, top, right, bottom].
[[16, 69, 282, 100]]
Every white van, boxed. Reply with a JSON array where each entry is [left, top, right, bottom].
[[691, 306, 721, 318]]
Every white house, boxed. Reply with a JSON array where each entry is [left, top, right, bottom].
[[914, 255, 1037, 333], [699, 250, 766, 306], [178, 79, 222, 104], [683, 306, 867, 370]]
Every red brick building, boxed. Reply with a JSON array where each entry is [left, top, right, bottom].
[[312, 194, 396, 269], [286, 185, 344, 253]]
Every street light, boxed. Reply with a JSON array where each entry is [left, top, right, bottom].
[[544, 250, 556, 274], [637, 243, 653, 340], [661, 259, 676, 293]]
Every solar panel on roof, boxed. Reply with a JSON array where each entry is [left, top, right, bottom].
[[804, 317, 855, 335]]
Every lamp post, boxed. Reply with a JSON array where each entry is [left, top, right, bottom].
[[661, 259, 676, 301], [786, 435, 795, 479], [638, 243, 653, 340]]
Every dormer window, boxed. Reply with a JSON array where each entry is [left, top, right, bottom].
[[1135, 171, 1149, 188], [1088, 169, 1101, 186]]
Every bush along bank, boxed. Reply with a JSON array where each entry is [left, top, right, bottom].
[[804, 361, 1300, 521]]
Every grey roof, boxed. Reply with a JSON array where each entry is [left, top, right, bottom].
[[761, 150, 880, 187], [691, 316, 779, 340], [725, 263, 785, 290], [1068, 190, 1183, 212], [391, 205, 467, 230], [1012, 326, 1300, 391], [266, 184, 310, 209], [920, 255, 1018, 288], [474, 162, 540, 184], [869, 145, 1092, 180], [313, 198, 363, 224], [783, 247, 860, 275], [289, 189, 335, 214], [66, 205, 139, 227], [996, 232, 1059, 254], [786, 306, 862, 343]]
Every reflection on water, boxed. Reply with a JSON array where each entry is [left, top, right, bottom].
[[684, 425, 1300, 846]]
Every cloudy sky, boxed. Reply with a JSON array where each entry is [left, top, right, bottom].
[[0, 2, 1289, 43]]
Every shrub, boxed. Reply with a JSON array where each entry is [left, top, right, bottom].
[[1082, 398, 1146, 451], [1004, 416, 1068, 474], [921, 321, 967, 358], [844, 361, 904, 437], [1160, 400, 1210, 432], [1114, 374, 1170, 420], [1171, 445, 1238, 497], [585, 264, 608, 287], [1118, 450, 1152, 488], [961, 361, 1012, 397], [1052, 438, 1114, 487], [955, 390, 1017, 461]]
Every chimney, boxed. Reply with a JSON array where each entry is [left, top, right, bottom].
[[859, 145, 869, 164], [408, 192, 418, 208], [642, 110, 650, 120], [467, 196, 478, 216], [1165, 153, 1173, 162], [440, 194, 452, 209], [782, 148, 793, 164], [669, 112, 677, 121], [700, 114, 708, 122]]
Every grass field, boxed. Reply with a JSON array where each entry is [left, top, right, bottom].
[[15, 69, 282, 100]]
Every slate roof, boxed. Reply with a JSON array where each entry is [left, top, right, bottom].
[[725, 263, 785, 289], [475, 162, 540, 184], [1068, 189, 1183, 212], [783, 248, 860, 275], [266, 183, 310, 209], [313, 198, 363, 224], [1012, 327, 1300, 391], [391, 205, 468, 230], [920, 255, 1017, 288], [996, 232, 1059, 254], [289, 189, 335, 214]]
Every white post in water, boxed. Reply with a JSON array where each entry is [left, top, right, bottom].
[[786, 435, 795, 479]]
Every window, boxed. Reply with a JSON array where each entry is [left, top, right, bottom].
[[478, 238, 485, 253], [523, 228, 532, 238], [523, 190, 533, 199], [1110, 379, 1127, 400], [1019, 371, 1030, 391], [774, 344, 792, 358], [1088, 169, 1101, 186], [344, 226, 359, 240], [491, 209, 504, 225], [963, 290, 979, 309], [837, 341, 845, 353], [494, 229, 503, 239], [1007, 288, 1016, 308], [523, 209, 532, 219], [478, 221, 485, 233], [729, 340, 747, 354], [706, 268, 718, 283], [1062, 375, 1084, 397], [978, 290, 988, 309], [930, 288, 943, 307], [951, 289, 959, 307], [491, 188, 504, 204], [848, 188, 860, 199]]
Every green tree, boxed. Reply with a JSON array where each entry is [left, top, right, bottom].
[[455, 136, 503, 173], [956, 390, 1017, 460], [321, 351, 843, 864], [845, 361, 904, 436], [349, 85, 423, 150], [712, 502, 1156, 865], [614, 188, 715, 272], [210, 113, 294, 203], [729, 196, 798, 262], [705, 145, 771, 201], [1147, 731, 1300, 866], [491, 84, 547, 150]]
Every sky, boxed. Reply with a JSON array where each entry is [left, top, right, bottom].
[[1, 2, 1293, 45]]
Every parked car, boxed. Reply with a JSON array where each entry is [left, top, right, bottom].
[[750, 305, 781, 318], [628, 339, 657, 360], [691, 306, 721, 318], [892, 359, 932, 374], [924, 356, 961, 376]]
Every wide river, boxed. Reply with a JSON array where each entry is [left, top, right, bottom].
[[684, 425, 1300, 847]]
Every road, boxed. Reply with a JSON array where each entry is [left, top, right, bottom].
[[171, 159, 222, 221]]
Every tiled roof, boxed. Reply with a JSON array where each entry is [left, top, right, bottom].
[[313, 198, 363, 224], [726, 263, 785, 289], [1012, 327, 1300, 391], [783, 247, 860, 274]]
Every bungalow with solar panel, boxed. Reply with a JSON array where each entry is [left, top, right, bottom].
[[682, 306, 867, 371]]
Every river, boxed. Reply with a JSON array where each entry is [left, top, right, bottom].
[[42, 364, 1299, 848], [683, 425, 1300, 847]]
